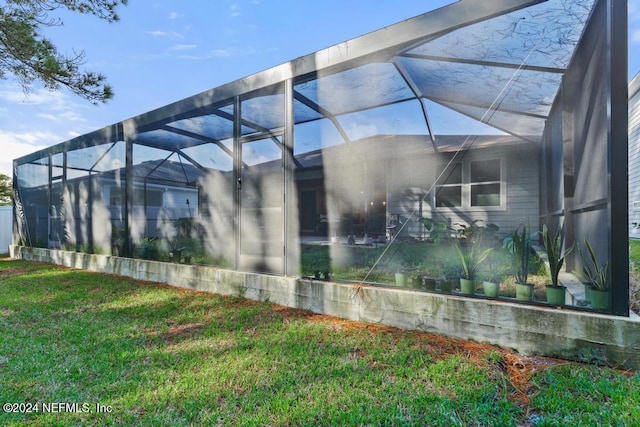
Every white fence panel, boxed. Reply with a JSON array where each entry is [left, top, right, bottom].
[[0, 206, 13, 254]]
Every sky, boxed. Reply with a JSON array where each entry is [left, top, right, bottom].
[[0, 0, 639, 178]]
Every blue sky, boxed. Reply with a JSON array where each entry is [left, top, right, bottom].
[[0, 0, 639, 177]]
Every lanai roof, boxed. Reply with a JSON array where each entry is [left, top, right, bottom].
[[18, 0, 597, 175]]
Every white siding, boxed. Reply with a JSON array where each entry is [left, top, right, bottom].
[[629, 73, 640, 238], [389, 144, 539, 239]]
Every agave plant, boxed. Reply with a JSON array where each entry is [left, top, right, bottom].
[[542, 224, 573, 287]]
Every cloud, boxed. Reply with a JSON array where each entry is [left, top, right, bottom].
[[209, 49, 232, 58], [0, 87, 90, 123], [146, 30, 170, 37], [631, 0, 640, 40], [0, 129, 61, 148], [146, 29, 185, 40], [0, 86, 66, 106], [37, 110, 86, 123], [170, 44, 197, 51], [169, 11, 182, 20], [0, 130, 60, 176], [230, 4, 241, 17], [630, 0, 640, 19], [177, 46, 258, 61], [37, 113, 59, 121]]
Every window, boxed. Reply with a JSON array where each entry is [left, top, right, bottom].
[[470, 159, 501, 207], [110, 186, 164, 207], [435, 163, 462, 208], [109, 186, 123, 206], [634, 201, 640, 210], [435, 158, 504, 210]]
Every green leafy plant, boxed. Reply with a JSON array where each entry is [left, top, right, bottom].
[[542, 224, 573, 287], [453, 238, 493, 280], [454, 220, 499, 243], [503, 224, 533, 285], [419, 217, 450, 242], [481, 261, 509, 284], [441, 260, 461, 280], [579, 238, 609, 291], [136, 236, 157, 249]]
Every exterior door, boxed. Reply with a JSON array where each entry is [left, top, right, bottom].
[[239, 135, 284, 274]]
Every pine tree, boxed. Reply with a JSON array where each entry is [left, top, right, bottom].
[[0, 0, 127, 103], [0, 173, 12, 205]]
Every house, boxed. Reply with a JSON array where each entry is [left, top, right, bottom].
[[294, 134, 539, 241], [13, 0, 628, 315], [629, 73, 640, 238]]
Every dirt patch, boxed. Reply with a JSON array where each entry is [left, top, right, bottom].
[[164, 322, 206, 341], [144, 322, 207, 345], [500, 352, 568, 407], [0, 267, 28, 280], [269, 302, 571, 413]]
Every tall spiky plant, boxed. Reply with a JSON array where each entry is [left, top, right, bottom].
[[453, 235, 493, 280], [503, 223, 532, 285], [580, 238, 609, 291], [542, 224, 573, 287]]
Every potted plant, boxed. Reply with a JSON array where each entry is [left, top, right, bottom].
[[440, 263, 459, 293], [395, 266, 409, 287], [111, 225, 126, 256], [422, 264, 442, 292], [481, 263, 506, 298], [579, 238, 610, 310], [542, 224, 573, 306], [423, 276, 437, 291], [135, 236, 158, 260], [572, 269, 592, 305], [503, 224, 534, 301], [411, 272, 425, 290], [453, 237, 493, 295]]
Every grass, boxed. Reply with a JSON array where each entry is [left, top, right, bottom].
[[629, 240, 640, 313], [1, 259, 639, 426]]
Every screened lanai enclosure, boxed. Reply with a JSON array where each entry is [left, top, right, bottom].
[[14, 0, 629, 315]]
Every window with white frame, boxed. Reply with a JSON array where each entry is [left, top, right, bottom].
[[435, 157, 504, 210]]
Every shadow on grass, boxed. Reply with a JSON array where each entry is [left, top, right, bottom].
[[1, 260, 638, 426]]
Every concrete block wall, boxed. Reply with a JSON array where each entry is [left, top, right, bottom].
[[10, 245, 640, 369]]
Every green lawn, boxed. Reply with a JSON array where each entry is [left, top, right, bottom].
[[629, 240, 640, 313], [1, 259, 639, 426]]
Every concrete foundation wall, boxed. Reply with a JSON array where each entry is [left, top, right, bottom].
[[10, 245, 640, 370]]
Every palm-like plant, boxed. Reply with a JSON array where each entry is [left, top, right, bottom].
[[542, 224, 573, 287]]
